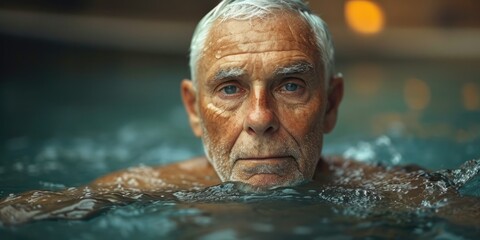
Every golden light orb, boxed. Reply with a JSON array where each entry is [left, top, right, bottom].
[[345, 0, 385, 35]]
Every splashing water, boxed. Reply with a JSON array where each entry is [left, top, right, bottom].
[[1, 158, 479, 239], [1, 123, 479, 239]]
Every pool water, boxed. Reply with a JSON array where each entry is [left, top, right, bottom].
[[1, 163, 479, 239], [1, 38, 480, 239]]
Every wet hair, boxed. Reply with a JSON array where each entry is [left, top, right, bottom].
[[189, 0, 335, 85]]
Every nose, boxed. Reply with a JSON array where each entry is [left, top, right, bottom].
[[244, 88, 279, 136]]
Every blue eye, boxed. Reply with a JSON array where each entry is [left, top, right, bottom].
[[222, 85, 238, 94], [284, 83, 299, 91]]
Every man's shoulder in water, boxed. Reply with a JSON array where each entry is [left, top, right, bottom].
[[2, 157, 479, 226], [90, 157, 411, 191], [92, 157, 221, 191]]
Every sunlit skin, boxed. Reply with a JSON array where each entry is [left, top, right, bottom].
[[181, 12, 344, 188]]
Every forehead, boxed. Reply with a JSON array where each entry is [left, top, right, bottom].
[[198, 12, 320, 79]]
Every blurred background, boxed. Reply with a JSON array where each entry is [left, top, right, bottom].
[[0, 0, 479, 191]]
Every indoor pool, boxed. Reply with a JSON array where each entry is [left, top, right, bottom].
[[1, 38, 480, 239]]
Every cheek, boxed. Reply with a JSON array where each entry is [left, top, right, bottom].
[[281, 98, 326, 138], [287, 104, 326, 174], [200, 101, 241, 149]]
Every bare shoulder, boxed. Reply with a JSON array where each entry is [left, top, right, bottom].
[[316, 156, 426, 184], [91, 157, 221, 191], [322, 155, 423, 171], [316, 156, 385, 176], [0, 158, 220, 225]]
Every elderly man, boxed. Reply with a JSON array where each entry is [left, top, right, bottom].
[[94, 0, 343, 190], [1, 0, 479, 226]]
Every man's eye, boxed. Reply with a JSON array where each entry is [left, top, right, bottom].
[[221, 85, 239, 95], [283, 83, 299, 92]]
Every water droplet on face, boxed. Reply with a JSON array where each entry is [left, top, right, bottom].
[[215, 50, 222, 59]]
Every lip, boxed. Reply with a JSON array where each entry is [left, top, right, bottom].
[[236, 156, 292, 161]]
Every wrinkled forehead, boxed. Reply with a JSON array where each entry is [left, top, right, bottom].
[[198, 12, 321, 78]]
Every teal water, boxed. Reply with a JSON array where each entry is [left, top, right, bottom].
[[1, 37, 480, 239]]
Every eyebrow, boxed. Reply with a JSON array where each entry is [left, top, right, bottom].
[[211, 62, 313, 82], [213, 67, 246, 81], [274, 62, 314, 76]]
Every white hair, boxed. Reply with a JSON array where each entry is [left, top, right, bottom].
[[189, 0, 335, 85]]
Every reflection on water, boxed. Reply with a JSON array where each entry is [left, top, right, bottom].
[[462, 82, 480, 111], [404, 78, 431, 111], [348, 63, 384, 97], [338, 61, 480, 144]]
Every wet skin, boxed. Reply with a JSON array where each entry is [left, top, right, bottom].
[[3, 156, 480, 227], [181, 13, 343, 188]]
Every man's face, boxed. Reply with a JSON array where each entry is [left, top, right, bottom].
[[182, 13, 343, 188]]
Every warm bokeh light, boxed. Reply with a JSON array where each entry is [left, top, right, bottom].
[[348, 63, 384, 96], [404, 78, 431, 111], [345, 0, 385, 35], [462, 82, 480, 111]]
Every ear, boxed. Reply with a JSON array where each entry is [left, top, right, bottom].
[[323, 74, 344, 133], [181, 79, 203, 137]]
